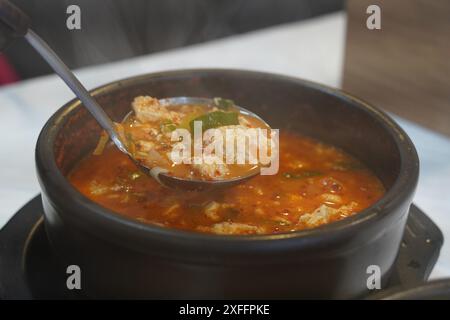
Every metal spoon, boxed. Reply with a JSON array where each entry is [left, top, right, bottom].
[[27, 31, 270, 191], [0, 0, 268, 191], [124, 97, 269, 190]]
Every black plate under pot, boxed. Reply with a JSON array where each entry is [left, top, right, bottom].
[[0, 195, 443, 299], [369, 279, 450, 300]]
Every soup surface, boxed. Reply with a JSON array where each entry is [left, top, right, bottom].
[[69, 131, 385, 235]]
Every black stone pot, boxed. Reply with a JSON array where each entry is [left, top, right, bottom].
[[35, 69, 419, 299]]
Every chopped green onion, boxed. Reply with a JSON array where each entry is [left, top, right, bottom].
[[160, 120, 176, 133], [189, 111, 239, 132], [93, 131, 109, 156], [283, 170, 322, 179]]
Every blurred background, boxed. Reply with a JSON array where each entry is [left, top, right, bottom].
[[2, 0, 448, 136], [1, 0, 344, 81]]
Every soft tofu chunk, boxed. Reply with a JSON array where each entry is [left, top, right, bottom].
[[299, 202, 359, 228], [192, 155, 229, 180], [136, 140, 156, 153], [321, 193, 342, 204], [208, 222, 264, 235], [203, 202, 235, 221], [132, 96, 182, 123], [336, 201, 358, 217], [89, 181, 110, 195], [204, 201, 222, 221], [203, 125, 262, 164], [163, 204, 180, 218], [299, 205, 335, 227]]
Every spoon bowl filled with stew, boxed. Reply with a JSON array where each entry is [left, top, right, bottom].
[[36, 69, 419, 299], [113, 96, 275, 191]]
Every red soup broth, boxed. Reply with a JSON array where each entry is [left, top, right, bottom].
[[69, 132, 385, 235]]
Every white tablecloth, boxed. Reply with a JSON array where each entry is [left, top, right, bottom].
[[1, 12, 449, 278]]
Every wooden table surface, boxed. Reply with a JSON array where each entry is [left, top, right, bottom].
[[344, 0, 450, 136]]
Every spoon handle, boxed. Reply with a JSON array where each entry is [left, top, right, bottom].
[[24, 30, 127, 153], [0, 0, 29, 50], [0, 0, 126, 152]]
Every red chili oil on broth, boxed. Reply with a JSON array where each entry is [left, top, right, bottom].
[[68, 132, 385, 235]]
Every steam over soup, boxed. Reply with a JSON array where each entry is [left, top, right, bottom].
[[69, 130, 385, 235]]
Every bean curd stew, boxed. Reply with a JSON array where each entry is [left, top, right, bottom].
[[105, 96, 274, 181], [69, 95, 385, 235]]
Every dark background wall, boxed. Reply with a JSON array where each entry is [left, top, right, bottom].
[[4, 0, 344, 80]]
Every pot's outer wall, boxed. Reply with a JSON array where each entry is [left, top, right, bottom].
[[36, 69, 419, 299]]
